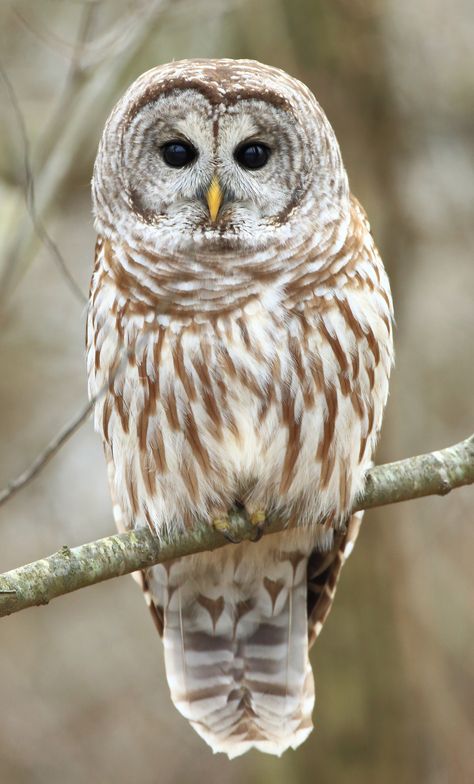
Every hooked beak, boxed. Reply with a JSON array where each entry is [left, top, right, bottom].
[[206, 176, 223, 223]]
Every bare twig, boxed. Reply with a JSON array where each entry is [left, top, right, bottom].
[[0, 0, 170, 304], [0, 323, 151, 510], [0, 435, 472, 617], [0, 400, 93, 509], [0, 335, 140, 510], [0, 61, 87, 304]]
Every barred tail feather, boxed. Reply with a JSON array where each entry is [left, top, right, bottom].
[[147, 538, 315, 758]]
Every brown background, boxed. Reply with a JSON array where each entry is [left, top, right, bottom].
[[0, 1, 473, 782]]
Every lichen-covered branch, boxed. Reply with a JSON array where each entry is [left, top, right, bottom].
[[1, 434, 473, 618]]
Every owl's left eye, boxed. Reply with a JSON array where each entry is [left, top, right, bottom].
[[161, 140, 197, 168], [234, 141, 270, 170]]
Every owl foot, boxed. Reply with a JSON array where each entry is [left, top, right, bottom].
[[212, 514, 241, 544], [212, 508, 266, 544], [248, 509, 267, 542]]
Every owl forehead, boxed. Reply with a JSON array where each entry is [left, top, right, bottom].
[[120, 59, 320, 125], [126, 82, 293, 132], [125, 89, 297, 150]]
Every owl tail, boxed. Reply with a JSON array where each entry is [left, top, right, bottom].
[[146, 538, 315, 758]]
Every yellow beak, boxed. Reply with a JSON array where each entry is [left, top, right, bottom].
[[206, 176, 223, 222]]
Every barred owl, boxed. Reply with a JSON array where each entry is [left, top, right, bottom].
[[87, 59, 393, 758]]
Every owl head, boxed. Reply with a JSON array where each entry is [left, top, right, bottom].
[[92, 59, 349, 256]]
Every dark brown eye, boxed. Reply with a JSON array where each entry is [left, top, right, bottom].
[[161, 140, 197, 168], [234, 141, 270, 170]]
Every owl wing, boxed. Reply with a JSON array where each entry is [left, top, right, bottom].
[[102, 443, 165, 635], [307, 512, 363, 647]]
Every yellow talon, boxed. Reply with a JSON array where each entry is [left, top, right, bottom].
[[212, 514, 241, 544], [250, 510, 266, 526], [213, 516, 231, 533]]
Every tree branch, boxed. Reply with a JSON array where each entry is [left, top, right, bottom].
[[1, 435, 473, 618]]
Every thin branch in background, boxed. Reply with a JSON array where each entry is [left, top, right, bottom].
[[0, 400, 93, 509], [0, 435, 472, 616], [35, 1, 100, 167], [0, 0, 172, 303], [13, 3, 100, 64], [14, 1, 164, 71], [0, 336, 139, 509], [0, 62, 87, 305]]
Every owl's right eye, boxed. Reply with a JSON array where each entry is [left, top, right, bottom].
[[161, 140, 197, 168]]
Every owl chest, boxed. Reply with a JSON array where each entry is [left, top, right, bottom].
[[133, 311, 291, 461], [92, 304, 313, 477], [89, 288, 386, 527]]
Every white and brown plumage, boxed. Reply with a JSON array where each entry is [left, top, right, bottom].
[[87, 59, 393, 758]]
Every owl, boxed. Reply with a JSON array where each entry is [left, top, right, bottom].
[[87, 59, 393, 758]]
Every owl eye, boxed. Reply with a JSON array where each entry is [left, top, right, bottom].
[[161, 140, 197, 168], [234, 141, 270, 170]]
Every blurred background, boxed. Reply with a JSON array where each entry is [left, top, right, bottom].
[[0, 1, 473, 782]]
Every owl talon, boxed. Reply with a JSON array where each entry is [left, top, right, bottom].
[[248, 509, 267, 542], [250, 510, 266, 527], [212, 515, 241, 544]]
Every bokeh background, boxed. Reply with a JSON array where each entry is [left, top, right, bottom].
[[1, 1, 473, 782]]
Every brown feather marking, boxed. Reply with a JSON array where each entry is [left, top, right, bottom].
[[140, 451, 156, 497], [173, 335, 197, 401], [192, 354, 223, 437], [379, 286, 392, 312], [114, 389, 129, 434], [235, 598, 256, 625], [163, 387, 180, 431], [153, 325, 165, 370], [215, 376, 239, 439], [337, 296, 365, 341], [150, 427, 167, 474], [307, 515, 363, 647], [351, 345, 360, 380], [316, 384, 338, 463], [137, 407, 148, 452], [308, 349, 324, 392], [183, 406, 211, 472], [284, 550, 305, 577], [175, 684, 231, 705], [181, 454, 200, 503], [102, 397, 112, 442], [197, 594, 225, 631], [263, 577, 285, 614], [238, 366, 262, 397], [350, 387, 364, 420], [289, 333, 315, 408], [280, 383, 302, 494], [358, 400, 374, 462], [365, 324, 381, 366], [320, 446, 336, 489], [367, 365, 375, 391], [319, 316, 352, 395], [137, 345, 157, 418], [236, 316, 251, 350], [219, 345, 237, 380], [244, 680, 293, 698], [288, 334, 305, 384]]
